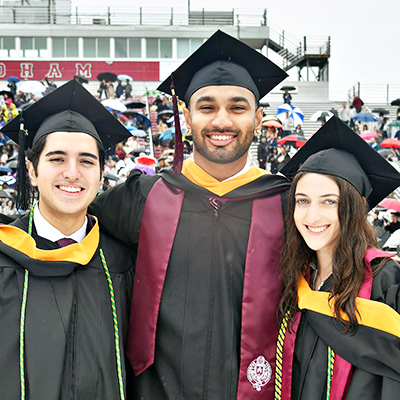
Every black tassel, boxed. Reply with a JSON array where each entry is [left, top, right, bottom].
[[170, 74, 183, 175], [15, 113, 30, 210]]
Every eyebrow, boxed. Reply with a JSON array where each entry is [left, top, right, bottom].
[[44, 150, 98, 160], [295, 192, 339, 198], [195, 95, 251, 106]]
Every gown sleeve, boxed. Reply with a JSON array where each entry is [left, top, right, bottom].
[[89, 170, 156, 246]]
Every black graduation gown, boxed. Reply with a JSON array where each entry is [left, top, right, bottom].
[[0, 214, 134, 400], [291, 259, 400, 400], [89, 169, 290, 400]]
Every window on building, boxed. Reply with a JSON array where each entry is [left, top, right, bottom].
[[0, 37, 15, 57], [83, 38, 110, 58], [115, 38, 128, 58], [129, 39, 141, 58], [146, 38, 172, 58], [98, 38, 110, 58], [83, 38, 96, 58], [52, 38, 78, 58], [115, 38, 141, 58], [177, 38, 204, 58], [20, 37, 47, 57], [160, 39, 172, 58], [66, 38, 79, 57]]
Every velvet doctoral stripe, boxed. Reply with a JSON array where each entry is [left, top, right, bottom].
[[126, 178, 185, 375]]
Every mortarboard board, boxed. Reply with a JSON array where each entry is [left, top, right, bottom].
[[0, 79, 131, 210], [280, 116, 400, 209], [1, 79, 130, 151], [157, 30, 288, 104]]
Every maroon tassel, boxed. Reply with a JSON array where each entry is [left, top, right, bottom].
[[170, 74, 183, 174]]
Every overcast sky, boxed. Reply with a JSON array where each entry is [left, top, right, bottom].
[[72, 0, 400, 101]]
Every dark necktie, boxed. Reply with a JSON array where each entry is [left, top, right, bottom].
[[57, 238, 77, 247]]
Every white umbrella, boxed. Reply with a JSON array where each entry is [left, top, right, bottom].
[[383, 229, 400, 249], [101, 98, 127, 112], [18, 80, 46, 94], [118, 74, 133, 82]]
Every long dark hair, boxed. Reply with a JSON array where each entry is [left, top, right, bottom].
[[279, 172, 379, 332]]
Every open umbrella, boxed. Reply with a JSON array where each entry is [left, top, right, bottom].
[[122, 110, 139, 117], [379, 198, 400, 212], [135, 155, 156, 166], [0, 175, 16, 186], [74, 75, 89, 84], [0, 90, 14, 100], [136, 114, 151, 130], [372, 108, 389, 115], [352, 112, 378, 122], [133, 164, 155, 175], [391, 99, 400, 106], [97, 72, 117, 82], [6, 76, 19, 83], [277, 104, 304, 126], [280, 86, 296, 91], [103, 172, 119, 181], [380, 138, 400, 149], [0, 189, 11, 199], [388, 121, 400, 127], [129, 148, 147, 157], [0, 166, 12, 174], [124, 100, 146, 109], [278, 134, 307, 148], [128, 128, 147, 138], [117, 74, 133, 82], [378, 149, 396, 157], [18, 80, 46, 94], [262, 120, 282, 128], [159, 127, 175, 140], [5, 159, 17, 170], [360, 131, 377, 140], [158, 110, 174, 117], [310, 111, 334, 122], [101, 98, 127, 112]]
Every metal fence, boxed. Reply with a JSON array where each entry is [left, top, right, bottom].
[[0, 5, 269, 26], [349, 82, 400, 105]]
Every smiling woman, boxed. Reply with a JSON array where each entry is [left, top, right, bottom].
[[276, 117, 400, 400]]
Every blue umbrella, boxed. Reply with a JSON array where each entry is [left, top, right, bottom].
[[352, 112, 378, 122], [126, 126, 147, 137], [0, 166, 13, 173], [159, 127, 175, 140], [136, 114, 151, 130], [6, 76, 19, 83]]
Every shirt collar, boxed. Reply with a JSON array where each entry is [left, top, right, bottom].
[[33, 204, 88, 243], [190, 152, 252, 182]]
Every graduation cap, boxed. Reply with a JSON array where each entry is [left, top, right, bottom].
[[158, 30, 287, 104], [0, 79, 131, 210], [1, 79, 130, 150], [157, 30, 288, 174], [280, 116, 400, 209]]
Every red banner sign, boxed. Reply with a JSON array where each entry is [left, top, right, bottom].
[[0, 61, 159, 81]]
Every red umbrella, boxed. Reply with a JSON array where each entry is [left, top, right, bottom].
[[380, 138, 400, 149], [360, 131, 377, 140], [135, 155, 157, 166], [262, 120, 282, 128], [379, 198, 400, 212], [278, 134, 307, 148]]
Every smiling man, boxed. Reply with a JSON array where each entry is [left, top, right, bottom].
[[0, 80, 133, 399], [90, 30, 290, 399]]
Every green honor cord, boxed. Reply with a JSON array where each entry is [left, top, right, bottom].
[[19, 205, 125, 400], [274, 312, 335, 400]]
